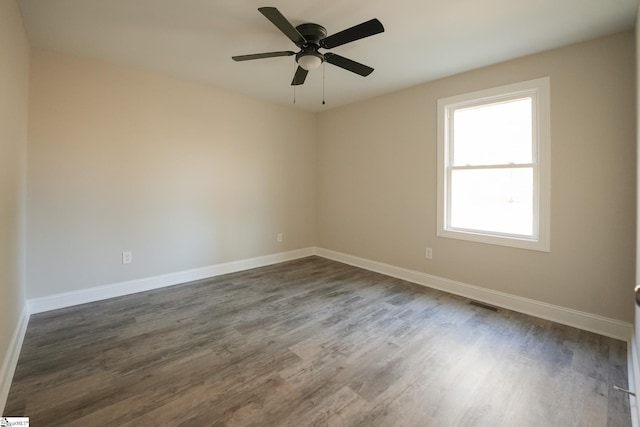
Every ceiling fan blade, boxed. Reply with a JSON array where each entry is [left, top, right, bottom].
[[291, 66, 309, 85], [324, 53, 374, 76], [258, 7, 307, 47], [232, 51, 296, 61], [320, 19, 384, 49]]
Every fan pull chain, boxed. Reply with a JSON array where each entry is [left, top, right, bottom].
[[293, 61, 296, 104], [322, 62, 326, 105]]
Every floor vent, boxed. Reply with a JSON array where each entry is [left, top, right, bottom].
[[468, 300, 499, 312]]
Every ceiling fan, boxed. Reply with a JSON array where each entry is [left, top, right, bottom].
[[232, 7, 384, 86]]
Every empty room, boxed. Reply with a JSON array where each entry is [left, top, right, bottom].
[[1, 0, 639, 425]]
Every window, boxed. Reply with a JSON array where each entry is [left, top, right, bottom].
[[437, 77, 550, 251]]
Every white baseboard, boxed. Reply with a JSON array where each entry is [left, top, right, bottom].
[[315, 247, 632, 341], [0, 305, 30, 415], [25, 246, 633, 339], [628, 336, 639, 427], [28, 247, 316, 314]]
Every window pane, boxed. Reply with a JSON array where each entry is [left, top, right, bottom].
[[453, 98, 532, 166], [450, 168, 533, 236]]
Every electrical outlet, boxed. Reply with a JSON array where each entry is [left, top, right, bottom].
[[425, 248, 433, 259], [277, 233, 283, 243], [122, 251, 132, 264]]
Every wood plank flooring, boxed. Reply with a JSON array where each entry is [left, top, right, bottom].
[[4, 256, 631, 426]]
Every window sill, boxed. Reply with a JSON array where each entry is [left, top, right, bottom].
[[437, 228, 550, 252]]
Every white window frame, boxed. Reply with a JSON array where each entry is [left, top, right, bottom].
[[436, 77, 550, 252]]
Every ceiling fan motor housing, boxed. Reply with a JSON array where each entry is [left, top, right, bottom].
[[296, 23, 327, 47]]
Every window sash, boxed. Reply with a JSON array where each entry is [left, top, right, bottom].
[[450, 97, 534, 167], [445, 164, 538, 239]]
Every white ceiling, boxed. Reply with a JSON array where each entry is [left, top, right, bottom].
[[17, 0, 638, 112]]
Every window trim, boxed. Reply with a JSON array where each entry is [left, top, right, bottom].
[[436, 77, 551, 252]]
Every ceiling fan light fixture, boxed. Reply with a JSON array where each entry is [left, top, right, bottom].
[[297, 52, 324, 71]]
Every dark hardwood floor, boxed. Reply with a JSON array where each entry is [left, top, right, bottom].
[[4, 256, 631, 426]]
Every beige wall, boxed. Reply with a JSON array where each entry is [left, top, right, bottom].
[[632, 0, 640, 378], [27, 49, 317, 298], [631, 3, 640, 423], [318, 31, 636, 322], [0, 0, 29, 383], [17, 25, 639, 323]]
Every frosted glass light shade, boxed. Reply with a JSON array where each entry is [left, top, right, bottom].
[[297, 53, 323, 71]]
